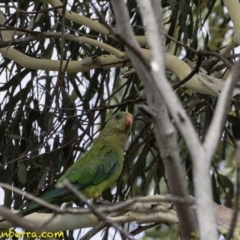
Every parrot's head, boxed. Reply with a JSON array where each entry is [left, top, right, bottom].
[[108, 111, 133, 133], [99, 112, 133, 146]]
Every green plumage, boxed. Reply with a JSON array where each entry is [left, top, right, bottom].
[[19, 111, 133, 216]]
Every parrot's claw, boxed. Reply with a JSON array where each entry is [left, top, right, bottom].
[[94, 198, 112, 205]]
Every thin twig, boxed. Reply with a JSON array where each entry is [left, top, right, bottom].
[[90, 0, 150, 71], [173, 55, 203, 89], [129, 223, 160, 236], [165, 34, 232, 69], [0, 183, 62, 217], [80, 222, 107, 240], [138, 104, 156, 118]]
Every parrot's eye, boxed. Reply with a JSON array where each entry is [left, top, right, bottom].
[[115, 114, 121, 120]]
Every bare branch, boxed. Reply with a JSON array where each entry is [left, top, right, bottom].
[[110, 0, 197, 239], [0, 183, 237, 237]]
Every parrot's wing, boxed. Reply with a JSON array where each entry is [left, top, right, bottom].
[[60, 144, 120, 189], [36, 145, 120, 201]]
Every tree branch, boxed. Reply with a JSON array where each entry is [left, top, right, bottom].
[[110, 0, 197, 239], [135, 0, 218, 239]]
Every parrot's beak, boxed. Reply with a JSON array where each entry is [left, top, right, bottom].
[[125, 114, 133, 129]]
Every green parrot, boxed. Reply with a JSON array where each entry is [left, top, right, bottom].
[[19, 111, 133, 216]]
